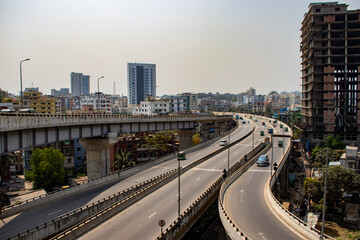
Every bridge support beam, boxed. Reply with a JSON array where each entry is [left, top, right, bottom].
[[79, 133, 117, 181], [178, 129, 195, 151]]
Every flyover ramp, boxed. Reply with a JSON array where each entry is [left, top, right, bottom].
[[77, 119, 263, 239], [0, 117, 248, 239]]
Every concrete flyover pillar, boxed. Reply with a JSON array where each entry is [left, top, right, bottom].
[[79, 132, 118, 181], [178, 129, 195, 151]]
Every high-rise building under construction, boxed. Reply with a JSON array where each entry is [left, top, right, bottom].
[[301, 2, 360, 143]]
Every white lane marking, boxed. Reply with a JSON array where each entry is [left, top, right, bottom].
[[223, 159, 226, 162], [248, 169, 271, 172], [193, 167, 222, 172], [135, 178, 143, 182], [49, 209, 62, 216], [176, 192, 182, 197], [196, 177, 200, 181], [148, 212, 157, 219]]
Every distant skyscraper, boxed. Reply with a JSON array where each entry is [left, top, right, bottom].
[[71, 72, 90, 96], [127, 63, 156, 105]]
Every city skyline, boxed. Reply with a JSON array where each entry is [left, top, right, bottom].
[[1, 0, 360, 97]]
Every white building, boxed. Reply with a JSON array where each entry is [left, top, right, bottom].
[[132, 96, 169, 115]]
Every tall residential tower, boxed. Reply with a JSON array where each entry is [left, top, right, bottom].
[[301, 2, 360, 143], [71, 72, 90, 96], [127, 63, 156, 105]]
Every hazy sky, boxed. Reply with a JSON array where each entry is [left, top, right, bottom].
[[1, 0, 360, 96]]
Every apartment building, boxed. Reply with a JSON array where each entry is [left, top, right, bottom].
[[301, 2, 360, 142]]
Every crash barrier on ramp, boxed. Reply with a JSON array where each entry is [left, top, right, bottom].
[[155, 140, 268, 240], [1, 120, 239, 219], [266, 125, 334, 240], [217, 141, 272, 240]]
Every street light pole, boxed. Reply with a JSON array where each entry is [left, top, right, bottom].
[[227, 130, 230, 170], [97, 76, 104, 114], [252, 120, 254, 150], [178, 156, 181, 218], [20, 58, 30, 108], [320, 147, 329, 240], [271, 135, 274, 177]]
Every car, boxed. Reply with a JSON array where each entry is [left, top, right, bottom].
[[262, 122, 265, 126], [242, 120, 246, 124], [257, 155, 269, 167], [219, 139, 228, 146]]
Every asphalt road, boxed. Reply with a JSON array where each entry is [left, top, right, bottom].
[[79, 118, 268, 240], [0, 116, 252, 239], [223, 126, 305, 240]]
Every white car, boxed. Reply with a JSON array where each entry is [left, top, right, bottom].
[[219, 140, 228, 146]]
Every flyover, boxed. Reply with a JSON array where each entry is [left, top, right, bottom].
[[0, 114, 248, 240], [219, 118, 333, 239], [0, 113, 232, 179], [74, 116, 267, 240]]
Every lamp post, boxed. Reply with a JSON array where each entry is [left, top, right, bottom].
[[320, 146, 329, 240], [252, 119, 254, 150], [20, 58, 30, 108], [97, 76, 104, 113], [271, 135, 274, 177], [227, 129, 230, 170]]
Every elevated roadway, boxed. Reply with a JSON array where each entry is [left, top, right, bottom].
[[0, 116, 247, 239], [78, 118, 269, 240]]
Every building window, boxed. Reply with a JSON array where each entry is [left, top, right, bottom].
[[67, 158, 72, 164]]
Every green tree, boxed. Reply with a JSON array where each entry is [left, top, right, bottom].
[[311, 148, 341, 167], [141, 131, 174, 153], [0, 88, 8, 102], [304, 177, 323, 204], [321, 166, 360, 210], [25, 148, 65, 191], [113, 149, 135, 171]]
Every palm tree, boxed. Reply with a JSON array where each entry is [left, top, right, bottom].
[[113, 149, 135, 172]]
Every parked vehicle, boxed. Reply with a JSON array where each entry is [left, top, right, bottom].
[[220, 139, 228, 146], [257, 155, 269, 167], [285, 127, 289, 132], [278, 141, 283, 147], [268, 128, 273, 134], [260, 131, 264, 136], [262, 122, 265, 126], [235, 115, 239, 120], [242, 120, 246, 124]]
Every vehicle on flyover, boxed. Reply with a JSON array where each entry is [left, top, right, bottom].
[[177, 151, 186, 160], [257, 155, 269, 167], [219, 139, 228, 146]]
